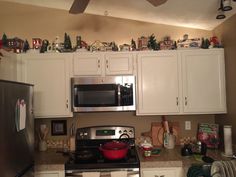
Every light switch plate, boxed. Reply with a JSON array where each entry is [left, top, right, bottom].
[[185, 121, 191, 130]]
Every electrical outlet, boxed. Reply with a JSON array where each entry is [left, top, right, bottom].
[[185, 121, 191, 130]]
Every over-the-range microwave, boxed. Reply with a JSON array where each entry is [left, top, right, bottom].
[[71, 76, 136, 112]]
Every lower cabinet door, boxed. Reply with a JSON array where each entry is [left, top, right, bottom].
[[142, 168, 183, 177], [35, 170, 65, 177]]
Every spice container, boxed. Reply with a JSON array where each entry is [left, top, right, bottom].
[[143, 145, 153, 157]]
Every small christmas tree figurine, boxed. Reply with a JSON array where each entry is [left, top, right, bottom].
[[64, 33, 72, 50], [201, 38, 210, 49], [23, 40, 30, 52], [2, 33, 8, 47], [148, 34, 159, 50], [131, 39, 136, 51]]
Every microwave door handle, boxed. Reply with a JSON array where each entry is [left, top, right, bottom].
[[118, 84, 121, 106]]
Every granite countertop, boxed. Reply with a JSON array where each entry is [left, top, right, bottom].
[[35, 149, 68, 171], [137, 146, 229, 168], [35, 146, 230, 172], [137, 146, 230, 176]]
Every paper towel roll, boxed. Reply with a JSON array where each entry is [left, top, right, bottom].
[[224, 125, 233, 156]]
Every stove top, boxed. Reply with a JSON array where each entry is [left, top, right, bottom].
[[65, 126, 140, 171], [65, 146, 140, 170]]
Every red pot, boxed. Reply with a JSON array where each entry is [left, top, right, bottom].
[[99, 141, 129, 160]]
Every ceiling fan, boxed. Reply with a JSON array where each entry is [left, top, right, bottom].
[[69, 0, 168, 14]]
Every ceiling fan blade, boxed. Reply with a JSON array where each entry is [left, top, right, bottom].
[[146, 0, 168, 7], [69, 0, 90, 14]]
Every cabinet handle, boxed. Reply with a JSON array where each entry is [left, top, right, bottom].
[[106, 60, 108, 68], [98, 60, 100, 68], [154, 175, 165, 177], [66, 99, 69, 108], [185, 97, 188, 106], [176, 97, 179, 106]]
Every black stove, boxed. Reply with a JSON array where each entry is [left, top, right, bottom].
[[65, 126, 140, 176]]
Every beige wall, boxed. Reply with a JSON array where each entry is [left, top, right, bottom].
[[0, 2, 212, 46], [213, 14, 236, 144], [0, 2, 217, 143]]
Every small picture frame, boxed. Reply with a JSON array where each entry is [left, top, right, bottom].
[[51, 120, 67, 136]]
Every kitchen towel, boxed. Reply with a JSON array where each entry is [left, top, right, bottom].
[[223, 125, 233, 157], [82, 172, 100, 177], [111, 171, 127, 177]]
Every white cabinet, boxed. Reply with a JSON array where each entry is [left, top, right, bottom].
[[73, 53, 103, 76], [141, 167, 183, 177], [136, 49, 226, 115], [181, 49, 226, 114], [73, 52, 134, 76], [137, 51, 180, 115], [0, 50, 19, 81], [105, 52, 134, 75], [35, 170, 64, 177], [21, 53, 72, 118]]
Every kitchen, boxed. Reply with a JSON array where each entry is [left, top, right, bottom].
[[0, 0, 236, 177]]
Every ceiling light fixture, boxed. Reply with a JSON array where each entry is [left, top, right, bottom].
[[223, 0, 233, 11], [216, 0, 226, 19], [216, 0, 235, 19]]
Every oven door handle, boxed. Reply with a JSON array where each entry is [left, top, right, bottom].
[[66, 168, 140, 177]]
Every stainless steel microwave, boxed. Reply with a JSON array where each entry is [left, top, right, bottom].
[[71, 76, 136, 112]]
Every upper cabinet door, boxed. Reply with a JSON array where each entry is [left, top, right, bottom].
[[105, 52, 133, 75], [0, 50, 19, 81], [181, 49, 226, 113], [21, 53, 72, 118], [137, 51, 180, 115], [73, 53, 103, 76]]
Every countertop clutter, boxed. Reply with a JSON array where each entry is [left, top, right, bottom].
[[35, 146, 229, 175]]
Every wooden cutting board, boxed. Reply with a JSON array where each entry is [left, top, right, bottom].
[[142, 122, 180, 147]]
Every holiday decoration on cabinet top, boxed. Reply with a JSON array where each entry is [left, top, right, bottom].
[[0, 32, 224, 54]]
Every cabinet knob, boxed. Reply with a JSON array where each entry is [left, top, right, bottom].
[[185, 97, 188, 106], [106, 60, 108, 68], [98, 59, 100, 68]]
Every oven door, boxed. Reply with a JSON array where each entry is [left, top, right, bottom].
[[65, 168, 140, 177]]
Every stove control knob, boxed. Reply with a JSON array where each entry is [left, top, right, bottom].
[[119, 130, 122, 134], [123, 130, 127, 133]]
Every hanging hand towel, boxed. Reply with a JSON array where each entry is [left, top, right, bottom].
[[82, 172, 100, 177], [111, 171, 127, 177]]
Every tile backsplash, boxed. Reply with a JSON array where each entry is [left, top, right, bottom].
[[35, 112, 215, 145]]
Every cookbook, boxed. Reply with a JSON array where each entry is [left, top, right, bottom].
[[197, 123, 219, 149]]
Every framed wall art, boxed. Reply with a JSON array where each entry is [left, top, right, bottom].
[[51, 120, 67, 136]]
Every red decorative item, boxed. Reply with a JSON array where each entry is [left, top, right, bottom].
[[210, 36, 220, 46], [0, 40, 2, 49], [32, 38, 42, 49]]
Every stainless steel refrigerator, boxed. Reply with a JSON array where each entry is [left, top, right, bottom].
[[0, 80, 34, 177]]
